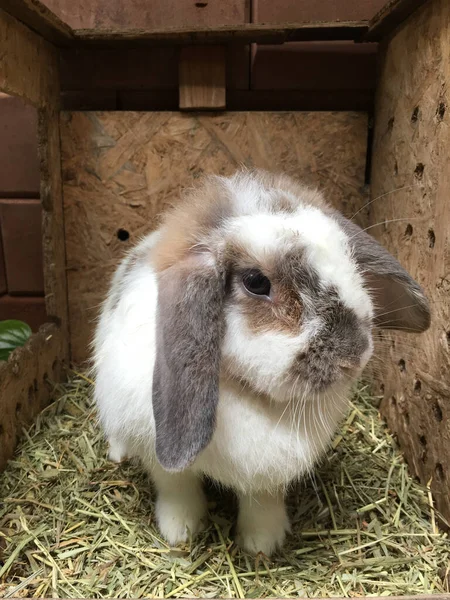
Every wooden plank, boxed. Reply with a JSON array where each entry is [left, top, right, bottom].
[[0, 323, 66, 471], [369, 0, 450, 521], [253, 0, 387, 22], [43, 0, 248, 30], [60, 111, 368, 364], [0, 8, 60, 108], [73, 21, 369, 46], [365, 0, 430, 41], [179, 46, 226, 110], [38, 108, 70, 353], [0, 0, 74, 45]]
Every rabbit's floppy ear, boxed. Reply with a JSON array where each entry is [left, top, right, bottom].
[[152, 251, 226, 472], [334, 213, 430, 332]]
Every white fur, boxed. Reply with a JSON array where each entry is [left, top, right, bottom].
[[93, 174, 374, 555]]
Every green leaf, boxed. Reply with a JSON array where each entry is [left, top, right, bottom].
[[0, 320, 32, 361]]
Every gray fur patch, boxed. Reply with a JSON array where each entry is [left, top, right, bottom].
[[331, 210, 431, 332], [292, 283, 370, 391], [152, 255, 226, 472]]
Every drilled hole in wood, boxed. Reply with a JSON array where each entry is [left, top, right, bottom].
[[398, 358, 406, 372], [117, 229, 130, 242], [404, 223, 413, 237], [436, 463, 445, 481], [414, 379, 422, 393], [437, 102, 446, 121], [428, 229, 436, 248], [411, 107, 419, 123], [433, 401, 443, 422], [414, 163, 425, 179], [387, 117, 395, 131]]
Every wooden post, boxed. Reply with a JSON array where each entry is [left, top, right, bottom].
[[179, 45, 226, 110]]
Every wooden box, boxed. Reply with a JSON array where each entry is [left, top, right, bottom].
[[0, 1, 448, 592]]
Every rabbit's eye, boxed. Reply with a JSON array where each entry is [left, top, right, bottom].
[[242, 269, 271, 297]]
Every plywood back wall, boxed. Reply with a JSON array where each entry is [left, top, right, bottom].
[[60, 111, 368, 363]]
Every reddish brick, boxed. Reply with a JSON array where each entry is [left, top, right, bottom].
[[252, 0, 387, 23], [0, 94, 40, 196], [227, 89, 373, 111], [227, 45, 250, 91], [43, 0, 248, 29], [60, 48, 179, 91], [61, 91, 118, 110], [0, 296, 47, 332], [0, 200, 44, 295], [0, 230, 6, 296], [117, 91, 178, 111], [251, 42, 378, 91]]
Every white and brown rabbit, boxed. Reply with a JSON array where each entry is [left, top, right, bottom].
[[93, 170, 430, 555]]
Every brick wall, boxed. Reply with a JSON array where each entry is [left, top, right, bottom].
[[0, 94, 47, 331]]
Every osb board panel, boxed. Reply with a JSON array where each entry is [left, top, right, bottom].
[[0, 8, 59, 108], [370, 0, 450, 520], [61, 111, 368, 364], [0, 323, 66, 471]]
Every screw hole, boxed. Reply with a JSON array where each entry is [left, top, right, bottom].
[[437, 102, 446, 121], [117, 229, 130, 242], [404, 224, 413, 237], [411, 107, 419, 123], [414, 163, 425, 179], [428, 229, 436, 248], [433, 401, 443, 422], [414, 379, 422, 393]]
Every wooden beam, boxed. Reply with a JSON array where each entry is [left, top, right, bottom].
[[0, 0, 74, 45], [74, 21, 369, 46], [179, 46, 226, 110], [0, 8, 60, 108], [365, 0, 430, 41]]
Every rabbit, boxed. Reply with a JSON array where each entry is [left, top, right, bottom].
[[93, 169, 430, 556]]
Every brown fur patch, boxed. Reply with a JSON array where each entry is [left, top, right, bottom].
[[236, 279, 303, 335], [151, 177, 233, 273]]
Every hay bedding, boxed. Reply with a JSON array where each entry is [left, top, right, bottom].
[[0, 373, 449, 598]]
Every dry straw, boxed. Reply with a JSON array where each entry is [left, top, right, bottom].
[[0, 373, 449, 598]]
